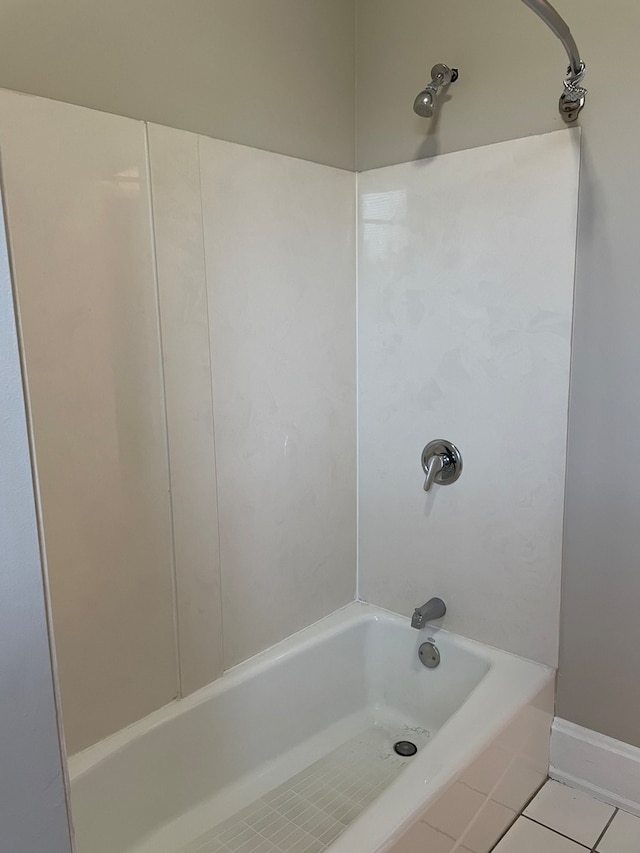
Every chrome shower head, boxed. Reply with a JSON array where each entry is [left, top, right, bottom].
[[413, 64, 458, 119], [413, 87, 436, 118]]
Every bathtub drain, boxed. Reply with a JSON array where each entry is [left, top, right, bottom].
[[393, 740, 418, 757]]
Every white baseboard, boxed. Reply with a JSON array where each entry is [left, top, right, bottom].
[[550, 718, 640, 817]]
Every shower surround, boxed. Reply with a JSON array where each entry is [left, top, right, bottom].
[[0, 86, 579, 852], [358, 130, 580, 668]]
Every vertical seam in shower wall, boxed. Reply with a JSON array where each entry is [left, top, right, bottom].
[[196, 135, 227, 672], [355, 169, 360, 603], [558, 128, 584, 702], [143, 121, 183, 699]]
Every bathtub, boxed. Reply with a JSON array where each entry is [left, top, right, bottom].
[[68, 603, 554, 853]]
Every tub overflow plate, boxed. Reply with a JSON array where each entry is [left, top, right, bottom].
[[419, 640, 441, 669]]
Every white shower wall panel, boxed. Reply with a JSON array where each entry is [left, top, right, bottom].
[[357, 130, 580, 667], [147, 124, 224, 696], [148, 127, 357, 684], [0, 90, 178, 753], [198, 138, 357, 666], [0, 86, 356, 753]]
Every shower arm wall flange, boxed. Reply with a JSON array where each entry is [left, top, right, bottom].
[[520, 0, 587, 123]]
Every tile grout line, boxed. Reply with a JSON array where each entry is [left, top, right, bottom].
[[523, 815, 592, 849], [490, 777, 618, 852], [590, 808, 618, 852], [488, 776, 549, 852]]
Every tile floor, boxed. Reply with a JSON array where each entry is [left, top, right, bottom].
[[494, 780, 640, 852]]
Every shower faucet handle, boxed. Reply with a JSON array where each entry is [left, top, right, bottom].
[[421, 440, 463, 492], [423, 452, 444, 492]]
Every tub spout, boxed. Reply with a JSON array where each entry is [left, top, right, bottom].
[[411, 597, 446, 629]]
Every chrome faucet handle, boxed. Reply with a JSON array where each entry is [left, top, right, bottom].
[[423, 452, 444, 492], [421, 440, 463, 492]]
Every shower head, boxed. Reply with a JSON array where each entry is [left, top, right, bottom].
[[413, 87, 436, 119], [413, 64, 458, 119]]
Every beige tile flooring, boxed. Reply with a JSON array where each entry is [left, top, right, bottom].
[[494, 780, 640, 853]]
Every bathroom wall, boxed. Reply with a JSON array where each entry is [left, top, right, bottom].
[[556, 3, 640, 748], [357, 0, 580, 171], [358, 130, 580, 667], [0, 91, 179, 755], [357, 0, 640, 748], [0, 0, 607, 757], [2, 85, 577, 752], [0, 88, 355, 753], [147, 124, 224, 696], [0, 194, 73, 853], [148, 125, 356, 669], [0, 0, 355, 170]]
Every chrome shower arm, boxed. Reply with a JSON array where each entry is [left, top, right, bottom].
[[413, 0, 587, 123], [521, 0, 583, 76], [521, 0, 587, 122]]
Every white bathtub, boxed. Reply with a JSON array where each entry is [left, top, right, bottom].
[[69, 603, 553, 853]]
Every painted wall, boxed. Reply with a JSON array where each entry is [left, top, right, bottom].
[[357, 0, 640, 746], [0, 191, 72, 851], [557, 1, 640, 748], [0, 88, 355, 754], [356, 0, 572, 172], [0, 0, 355, 170], [358, 131, 579, 668]]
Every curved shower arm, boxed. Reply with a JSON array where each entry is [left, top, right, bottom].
[[520, 0, 587, 122], [413, 0, 586, 123], [521, 0, 583, 77]]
